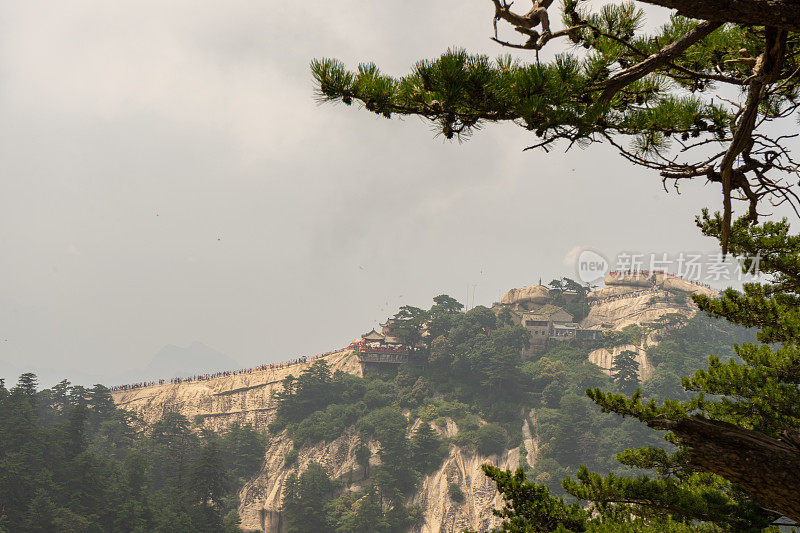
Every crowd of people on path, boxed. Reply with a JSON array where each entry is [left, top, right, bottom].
[[589, 269, 715, 309], [608, 269, 713, 289], [680, 277, 713, 289], [661, 270, 714, 289], [589, 288, 667, 306], [109, 346, 352, 392], [608, 269, 668, 279]]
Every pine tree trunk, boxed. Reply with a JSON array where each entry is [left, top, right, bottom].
[[637, 0, 800, 32], [651, 415, 800, 522]]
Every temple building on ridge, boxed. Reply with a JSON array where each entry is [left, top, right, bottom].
[[355, 273, 717, 371], [378, 319, 395, 336], [355, 328, 409, 372]]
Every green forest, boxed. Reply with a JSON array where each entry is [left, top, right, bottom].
[[0, 376, 265, 532]]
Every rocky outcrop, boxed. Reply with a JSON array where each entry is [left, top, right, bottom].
[[236, 417, 522, 533], [588, 344, 653, 381], [412, 415, 538, 532], [661, 276, 717, 296], [581, 290, 696, 331], [112, 350, 362, 432], [604, 273, 652, 287], [500, 285, 551, 306], [238, 426, 373, 532], [413, 444, 514, 533], [582, 292, 673, 382], [583, 281, 717, 382], [603, 273, 718, 296], [586, 285, 640, 300]]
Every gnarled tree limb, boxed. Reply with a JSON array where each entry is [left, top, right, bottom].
[[490, 0, 557, 33], [600, 20, 723, 102], [651, 415, 800, 522], [634, 0, 800, 32], [719, 27, 787, 253]]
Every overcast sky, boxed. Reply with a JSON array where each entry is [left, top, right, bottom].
[[1, 1, 736, 385]]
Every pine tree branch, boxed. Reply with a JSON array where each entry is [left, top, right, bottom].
[[314, 4, 800, 228], [719, 28, 788, 253], [490, 0, 586, 50], [582, 22, 746, 87], [491, 26, 582, 51], [600, 21, 723, 102]]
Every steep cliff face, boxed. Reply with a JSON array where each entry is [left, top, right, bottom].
[[237, 426, 370, 532], [582, 290, 677, 381], [588, 344, 653, 381], [581, 290, 695, 331], [111, 350, 526, 532], [500, 285, 551, 306], [112, 350, 361, 433], [236, 420, 523, 533], [413, 444, 515, 533], [582, 283, 717, 381]]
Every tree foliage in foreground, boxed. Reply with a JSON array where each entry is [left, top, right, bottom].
[[584, 215, 800, 523], [312, 0, 800, 254]]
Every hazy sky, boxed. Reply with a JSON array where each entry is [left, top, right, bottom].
[[1, 1, 735, 385]]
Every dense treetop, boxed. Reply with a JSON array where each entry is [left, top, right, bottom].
[[0, 374, 265, 532]]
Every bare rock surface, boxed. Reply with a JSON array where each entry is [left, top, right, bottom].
[[586, 285, 644, 300], [112, 349, 361, 432], [238, 426, 374, 532], [583, 282, 718, 381], [238, 423, 518, 533], [500, 285, 551, 306], [582, 290, 696, 331], [589, 343, 654, 381], [413, 444, 514, 533]]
